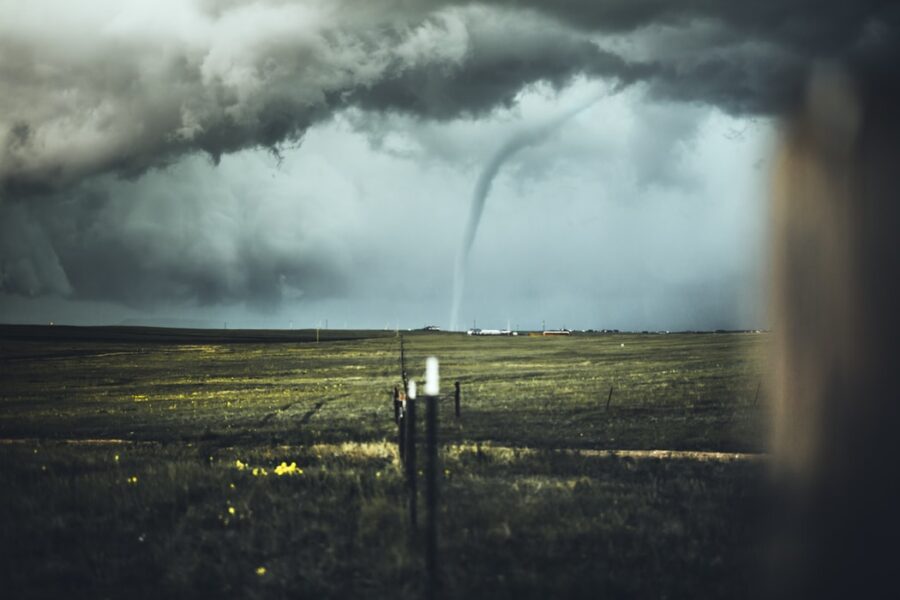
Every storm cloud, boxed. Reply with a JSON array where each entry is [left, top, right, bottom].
[[0, 0, 897, 325], [4, 1, 896, 192]]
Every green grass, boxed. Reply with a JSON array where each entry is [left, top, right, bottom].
[[0, 328, 769, 599]]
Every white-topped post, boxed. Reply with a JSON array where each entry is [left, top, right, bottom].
[[423, 356, 440, 599], [425, 357, 439, 397]]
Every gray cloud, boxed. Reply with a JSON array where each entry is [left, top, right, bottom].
[[4, 1, 896, 194], [1, 157, 354, 309], [345, 9, 655, 119], [0, 89, 771, 328], [0, 201, 73, 297], [0, 0, 895, 321]]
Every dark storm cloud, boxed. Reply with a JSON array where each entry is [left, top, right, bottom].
[[489, 0, 898, 114], [346, 17, 654, 119], [520, 0, 899, 114], [4, 1, 896, 194], [493, 0, 881, 47], [0, 2, 657, 195], [0, 0, 897, 313]]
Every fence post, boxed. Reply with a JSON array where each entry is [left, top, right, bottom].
[[400, 335, 408, 391], [606, 386, 614, 411], [398, 405, 406, 462], [424, 357, 440, 600], [394, 386, 401, 423], [454, 381, 461, 418], [406, 381, 418, 532]]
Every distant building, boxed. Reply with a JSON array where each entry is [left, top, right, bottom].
[[421, 325, 441, 331], [467, 328, 516, 336]]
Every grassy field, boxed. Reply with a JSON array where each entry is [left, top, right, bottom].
[[0, 326, 770, 599]]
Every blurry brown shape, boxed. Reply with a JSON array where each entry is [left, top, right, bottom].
[[769, 61, 900, 598]]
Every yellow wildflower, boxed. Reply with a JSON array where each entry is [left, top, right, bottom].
[[274, 461, 302, 476], [252, 467, 268, 477], [128, 476, 138, 484], [228, 506, 236, 515], [256, 567, 267, 576], [234, 459, 247, 470]]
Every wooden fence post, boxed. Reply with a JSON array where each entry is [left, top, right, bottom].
[[454, 381, 461, 418], [606, 386, 614, 411]]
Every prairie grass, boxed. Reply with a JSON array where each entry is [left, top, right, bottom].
[[0, 329, 768, 598]]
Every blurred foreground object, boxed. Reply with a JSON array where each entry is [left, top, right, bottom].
[[770, 59, 900, 598]]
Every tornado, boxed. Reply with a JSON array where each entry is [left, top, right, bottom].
[[449, 94, 602, 331]]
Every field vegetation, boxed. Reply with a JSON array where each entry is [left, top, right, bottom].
[[0, 326, 769, 599]]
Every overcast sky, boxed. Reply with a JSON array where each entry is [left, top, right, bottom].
[[1, 1, 897, 330]]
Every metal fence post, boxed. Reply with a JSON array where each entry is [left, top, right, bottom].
[[398, 407, 406, 462], [424, 358, 440, 600], [406, 381, 418, 532], [394, 386, 400, 423]]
